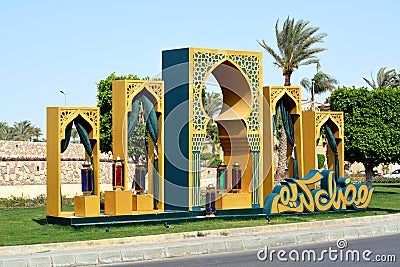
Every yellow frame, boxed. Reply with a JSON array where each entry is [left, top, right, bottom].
[[263, 86, 304, 196], [46, 107, 100, 217], [188, 47, 263, 209], [112, 80, 164, 211], [302, 111, 344, 177]]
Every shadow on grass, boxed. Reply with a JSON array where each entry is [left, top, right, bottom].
[[367, 207, 400, 213], [373, 191, 399, 195], [32, 218, 47, 225], [373, 184, 400, 188]]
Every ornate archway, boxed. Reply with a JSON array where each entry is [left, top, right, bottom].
[[111, 80, 164, 214], [162, 47, 263, 210], [302, 111, 344, 178], [263, 86, 304, 196], [46, 107, 100, 217]]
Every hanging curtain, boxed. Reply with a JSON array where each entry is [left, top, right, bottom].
[[74, 116, 95, 194], [74, 116, 93, 157], [141, 95, 159, 209], [61, 121, 73, 153], [278, 99, 298, 179], [60, 116, 95, 194], [324, 124, 340, 181]]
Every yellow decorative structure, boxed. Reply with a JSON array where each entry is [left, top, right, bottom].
[[162, 47, 263, 210], [44, 46, 373, 225], [215, 193, 252, 210], [104, 190, 133, 215], [264, 170, 374, 214], [110, 80, 164, 214], [302, 111, 344, 177], [263, 86, 304, 195], [46, 107, 100, 217]]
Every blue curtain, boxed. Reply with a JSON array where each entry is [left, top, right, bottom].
[[60, 116, 95, 194], [278, 99, 298, 179], [324, 124, 340, 181], [74, 116, 93, 157], [61, 121, 73, 153], [141, 95, 159, 209]]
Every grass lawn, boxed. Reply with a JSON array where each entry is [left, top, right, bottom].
[[0, 183, 399, 247]]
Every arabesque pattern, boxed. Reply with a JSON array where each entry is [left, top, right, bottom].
[[228, 54, 261, 132], [315, 112, 343, 137], [270, 87, 301, 115], [126, 81, 163, 109], [59, 108, 99, 139], [191, 50, 261, 133]]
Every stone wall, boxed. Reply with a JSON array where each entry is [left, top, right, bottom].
[[0, 141, 136, 198]]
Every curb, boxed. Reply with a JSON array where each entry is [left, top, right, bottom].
[[0, 214, 399, 266]]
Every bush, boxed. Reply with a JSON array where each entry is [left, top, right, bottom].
[[0, 194, 46, 209], [317, 154, 325, 169], [372, 177, 400, 183]]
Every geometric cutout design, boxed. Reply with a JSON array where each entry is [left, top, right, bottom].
[[315, 111, 343, 138], [192, 49, 261, 134], [192, 133, 207, 152], [59, 108, 99, 139], [126, 81, 164, 109], [270, 87, 301, 115], [247, 133, 261, 152]]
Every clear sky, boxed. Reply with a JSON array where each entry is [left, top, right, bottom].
[[0, 0, 398, 134]]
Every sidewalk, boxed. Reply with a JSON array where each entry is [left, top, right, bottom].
[[0, 213, 399, 266]]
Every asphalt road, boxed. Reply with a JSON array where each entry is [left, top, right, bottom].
[[103, 234, 400, 267]]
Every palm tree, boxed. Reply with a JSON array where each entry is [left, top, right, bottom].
[[202, 91, 223, 156], [363, 67, 400, 89], [0, 122, 14, 140], [301, 71, 339, 101], [203, 91, 222, 120], [258, 17, 327, 86], [258, 17, 327, 179], [12, 120, 34, 141], [31, 126, 43, 142]]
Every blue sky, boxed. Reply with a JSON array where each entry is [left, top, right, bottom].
[[0, 0, 398, 134]]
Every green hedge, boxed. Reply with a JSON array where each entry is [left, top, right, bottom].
[[372, 177, 400, 183]]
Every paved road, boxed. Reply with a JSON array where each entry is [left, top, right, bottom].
[[106, 234, 399, 267], [1, 214, 399, 266]]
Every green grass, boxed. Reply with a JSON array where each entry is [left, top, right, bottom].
[[0, 183, 399, 247]]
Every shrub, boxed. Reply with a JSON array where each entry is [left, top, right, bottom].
[[372, 177, 400, 183], [317, 154, 325, 169], [0, 194, 46, 209]]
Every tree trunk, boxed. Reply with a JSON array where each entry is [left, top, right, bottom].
[[284, 72, 292, 86], [276, 124, 288, 181], [364, 162, 373, 187]]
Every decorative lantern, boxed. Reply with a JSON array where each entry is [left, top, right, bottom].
[[134, 163, 146, 193], [81, 161, 93, 195], [232, 162, 242, 192], [205, 184, 216, 215], [217, 163, 228, 190], [112, 156, 124, 190]]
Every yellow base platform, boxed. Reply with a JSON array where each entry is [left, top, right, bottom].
[[215, 192, 252, 210], [74, 195, 100, 217], [132, 194, 154, 211], [104, 190, 132, 215]]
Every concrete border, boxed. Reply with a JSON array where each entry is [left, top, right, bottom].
[[0, 213, 399, 266]]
